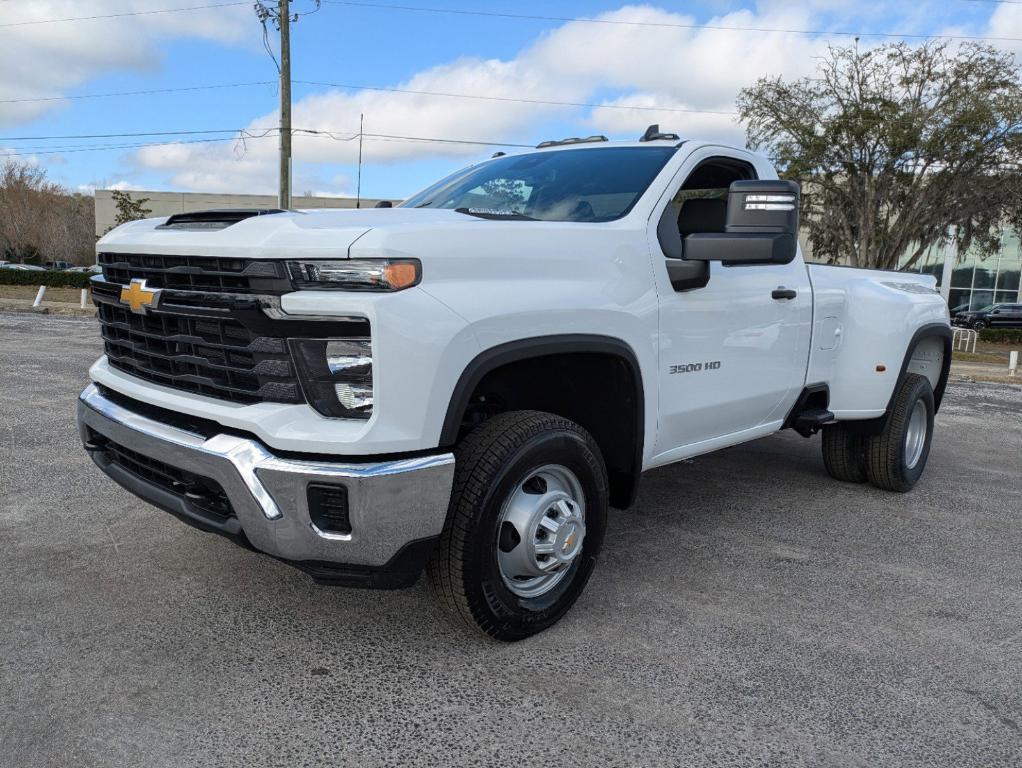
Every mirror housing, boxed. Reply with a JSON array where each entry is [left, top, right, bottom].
[[374, 200, 393, 208], [684, 180, 800, 265]]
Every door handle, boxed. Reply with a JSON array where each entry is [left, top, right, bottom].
[[772, 287, 797, 300]]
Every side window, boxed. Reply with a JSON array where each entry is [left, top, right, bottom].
[[657, 157, 757, 259], [673, 157, 757, 236]]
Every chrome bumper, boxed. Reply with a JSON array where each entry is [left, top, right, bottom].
[[77, 384, 455, 584]]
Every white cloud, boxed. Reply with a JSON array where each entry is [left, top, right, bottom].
[[984, 2, 1022, 58], [132, 3, 840, 192], [130, 1, 1010, 194], [0, 1, 251, 125]]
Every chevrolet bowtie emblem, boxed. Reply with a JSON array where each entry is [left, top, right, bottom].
[[119, 278, 162, 315]]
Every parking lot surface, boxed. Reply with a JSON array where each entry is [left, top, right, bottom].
[[2, 312, 1020, 767]]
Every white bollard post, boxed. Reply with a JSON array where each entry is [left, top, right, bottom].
[[1010, 350, 1018, 377], [80, 288, 88, 308], [32, 285, 46, 307]]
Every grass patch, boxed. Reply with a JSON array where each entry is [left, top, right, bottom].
[[0, 285, 88, 304]]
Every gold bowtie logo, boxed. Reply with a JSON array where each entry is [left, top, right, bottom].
[[119, 278, 161, 315]]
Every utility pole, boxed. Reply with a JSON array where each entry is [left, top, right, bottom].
[[256, 0, 317, 209], [356, 113, 363, 209], [278, 0, 292, 210]]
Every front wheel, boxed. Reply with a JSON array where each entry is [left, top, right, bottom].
[[428, 410, 608, 641], [972, 319, 987, 331], [865, 374, 935, 492]]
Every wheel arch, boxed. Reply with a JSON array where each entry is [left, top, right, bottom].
[[846, 323, 952, 436], [896, 323, 952, 414], [439, 334, 645, 509]]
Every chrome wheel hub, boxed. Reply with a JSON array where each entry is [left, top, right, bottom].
[[904, 399, 927, 470], [496, 464, 587, 599]]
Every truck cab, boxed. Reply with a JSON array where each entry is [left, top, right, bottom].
[[78, 131, 951, 640]]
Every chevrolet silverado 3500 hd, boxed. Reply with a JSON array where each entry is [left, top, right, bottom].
[[78, 130, 951, 640]]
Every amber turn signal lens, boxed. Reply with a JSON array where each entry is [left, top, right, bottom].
[[383, 262, 420, 290]]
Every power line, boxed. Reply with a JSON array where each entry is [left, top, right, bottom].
[[0, 82, 275, 105], [0, 128, 272, 141], [297, 128, 535, 148], [295, 80, 738, 116], [1, 127, 533, 156], [0, 134, 277, 158], [0, 77, 738, 117], [321, 0, 1022, 43], [0, 1, 249, 28]]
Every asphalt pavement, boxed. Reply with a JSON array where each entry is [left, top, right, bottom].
[[1, 312, 1020, 768]]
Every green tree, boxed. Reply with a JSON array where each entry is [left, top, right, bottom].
[[737, 42, 1022, 270], [110, 190, 152, 230]]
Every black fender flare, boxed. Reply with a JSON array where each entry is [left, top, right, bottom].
[[439, 334, 646, 508], [890, 323, 953, 414]]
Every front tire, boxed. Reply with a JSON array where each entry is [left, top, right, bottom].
[[972, 319, 987, 331], [865, 373, 935, 492], [428, 411, 608, 641]]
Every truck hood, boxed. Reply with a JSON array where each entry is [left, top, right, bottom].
[[97, 208, 484, 260]]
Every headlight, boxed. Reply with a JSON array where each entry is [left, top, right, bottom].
[[287, 259, 420, 291], [290, 338, 373, 419]]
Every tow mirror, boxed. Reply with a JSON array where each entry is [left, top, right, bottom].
[[683, 180, 800, 265]]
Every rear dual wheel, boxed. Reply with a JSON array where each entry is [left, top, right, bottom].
[[428, 410, 608, 641], [821, 373, 935, 493]]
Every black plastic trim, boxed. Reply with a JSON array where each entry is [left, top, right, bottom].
[[782, 383, 830, 431], [88, 443, 437, 590], [288, 537, 439, 589], [156, 209, 284, 230], [893, 323, 953, 414], [440, 334, 645, 508], [88, 448, 244, 538]]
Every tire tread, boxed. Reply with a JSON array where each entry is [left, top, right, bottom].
[[428, 410, 602, 639], [865, 373, 932, 493], [821, 424, 868, 483]]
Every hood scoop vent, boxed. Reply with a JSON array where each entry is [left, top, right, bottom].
[[157, 209, 284, 231]]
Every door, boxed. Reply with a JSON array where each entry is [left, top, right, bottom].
[[991, 304, 1022, 327], [648, 150, 813, 461]]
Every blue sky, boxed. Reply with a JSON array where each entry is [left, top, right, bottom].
[[2, 0, 1019, 200]]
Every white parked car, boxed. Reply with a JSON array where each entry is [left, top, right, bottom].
[[0, 263, 46, 271], [78, 130, 951, 640]]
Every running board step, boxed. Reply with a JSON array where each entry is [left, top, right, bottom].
[[793, 408, 835, 437]]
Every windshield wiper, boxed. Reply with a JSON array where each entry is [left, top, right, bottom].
[[454, 207, 536, 221]]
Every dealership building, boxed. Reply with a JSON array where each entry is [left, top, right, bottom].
[[894, 234, 1022, 311]]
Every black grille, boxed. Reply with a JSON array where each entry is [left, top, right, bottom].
[[98, 252, 293, 295], [98, 301, 301, 404], [90, 429, 234, 522]]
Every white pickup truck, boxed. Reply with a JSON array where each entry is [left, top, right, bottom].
[[78, 129, 951, 640]]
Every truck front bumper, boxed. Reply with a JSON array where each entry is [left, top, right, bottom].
[[76, 384, 455, 588]]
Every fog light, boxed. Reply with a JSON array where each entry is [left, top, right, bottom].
[[290, 337, 373, 419], [334, 382, 373, 411]]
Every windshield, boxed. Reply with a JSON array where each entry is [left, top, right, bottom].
[[401, 146, 677, 222]]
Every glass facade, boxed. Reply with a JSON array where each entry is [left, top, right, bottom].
[[910, 233, 1022, 312], [806, 230, 1022, 311]]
